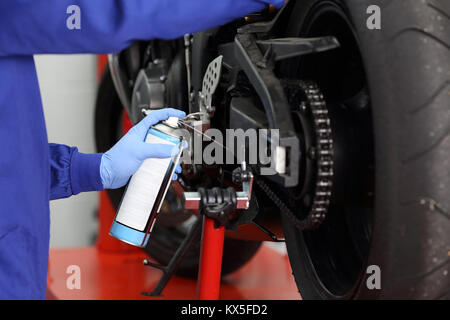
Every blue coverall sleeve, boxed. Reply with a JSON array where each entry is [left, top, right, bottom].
[[0, 0, 154, 55], [0, 0, 273, 56], [49, 143, 104, 200]]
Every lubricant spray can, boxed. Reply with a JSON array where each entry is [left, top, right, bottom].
[[109, 117, 185, 247]]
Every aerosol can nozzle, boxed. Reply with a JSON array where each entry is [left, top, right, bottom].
[[164, 116, 180, 128]]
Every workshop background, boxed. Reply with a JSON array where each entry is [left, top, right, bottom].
[[35, 54, 98, 248]]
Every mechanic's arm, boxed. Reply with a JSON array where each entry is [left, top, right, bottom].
[[49, 108, 185, 200], [49, 144, 103, 200], [0, 0, 284, 56]]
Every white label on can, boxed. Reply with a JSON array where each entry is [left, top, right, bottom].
[[115, 132, 176, 231]]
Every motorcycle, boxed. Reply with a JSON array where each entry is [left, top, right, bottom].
[[96, 0, 450, 299]]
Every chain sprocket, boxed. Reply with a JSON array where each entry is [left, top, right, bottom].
[[258, 80, 333, 230]]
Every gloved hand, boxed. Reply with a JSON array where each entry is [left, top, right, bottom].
[[100, 108, 186, 189], [148, 0, 286, 39]]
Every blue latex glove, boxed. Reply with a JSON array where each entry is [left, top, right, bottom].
[[100, 108, 186, 189]]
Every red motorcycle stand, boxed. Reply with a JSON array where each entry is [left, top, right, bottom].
[[196, 216, 226, 300]]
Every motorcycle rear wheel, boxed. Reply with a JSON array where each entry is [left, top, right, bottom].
[[281, 0, 450, 299]]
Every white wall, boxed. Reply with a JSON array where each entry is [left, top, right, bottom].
[[34, 54, 99, 248]]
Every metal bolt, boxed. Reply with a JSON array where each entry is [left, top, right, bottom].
[[299, 102, 308, 113], [307, 147, 317, 160]]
